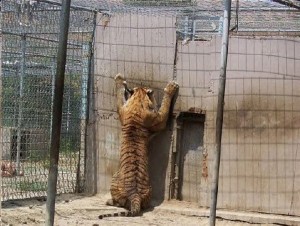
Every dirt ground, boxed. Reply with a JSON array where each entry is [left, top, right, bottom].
[[1, 193, 279, 226]]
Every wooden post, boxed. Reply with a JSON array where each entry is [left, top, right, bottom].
[[45, 0, 71, 225], [209, 0, 232, 226]]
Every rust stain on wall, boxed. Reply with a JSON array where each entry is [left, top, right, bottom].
[[223, 94, 300, 142], [201, 152, 208, 180]]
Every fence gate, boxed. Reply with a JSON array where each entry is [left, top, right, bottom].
[[1, 0, 95, 200]]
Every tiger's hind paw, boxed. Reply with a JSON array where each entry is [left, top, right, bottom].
[[106, 199, 121, 207], [106, 199, 114, 206]]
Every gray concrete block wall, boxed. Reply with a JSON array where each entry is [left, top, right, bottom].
[[91, 12, 177, 197], [201, 37, 300, 215], [88, 11, 300, 216]]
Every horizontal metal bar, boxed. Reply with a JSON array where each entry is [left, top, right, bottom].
[[2, 8, 61, 13], [237, 7, 299, 12], [1, 30, 84, 46], [2, 63, 52, 69], [178, 28, 300, 35], [230, 30, 300, 36], [19, 31, 94, 34], [271, 0, 300, 10], [237, 28, 300, 32], [39, 0, 106, 13], [2, 51, 81, 62], [177, 7, 298, 14]]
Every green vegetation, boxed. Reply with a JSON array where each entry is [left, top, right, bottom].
[[18, 180, 47, 192]]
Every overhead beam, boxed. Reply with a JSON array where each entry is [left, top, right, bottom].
[[271, 0, 300, 10]]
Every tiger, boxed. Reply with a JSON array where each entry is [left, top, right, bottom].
[[99, 74, 179, 219]]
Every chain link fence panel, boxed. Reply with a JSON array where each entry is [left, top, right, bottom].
[[1, 0, 95, 201], [67, 0, 299, 216]]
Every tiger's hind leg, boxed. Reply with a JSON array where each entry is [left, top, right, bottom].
[[107, 170, 128, 208], [140, 186, 152, 210]]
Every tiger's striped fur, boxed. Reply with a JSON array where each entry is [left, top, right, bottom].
[[101, 74, 178, 218]]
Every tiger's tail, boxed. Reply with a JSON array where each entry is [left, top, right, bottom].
[[99, 194, 141, 219], [98, 210, 131, 219], [129, 193, 141, 216]]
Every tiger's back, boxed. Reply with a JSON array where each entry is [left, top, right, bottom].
[[100, 74, 178, 219]]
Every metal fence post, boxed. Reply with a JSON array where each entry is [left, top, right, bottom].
[[76, 42, 91, 193], [0, 35, 2, 165], [45, 0, 71, 225], [50, 56, 56, 142], [84, 11, 97, 195], [16, 34, 26, 175], [209, 0, 232, 226]]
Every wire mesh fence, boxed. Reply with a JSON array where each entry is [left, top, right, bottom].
[[79, 0, 299, 217], [65, 0, 300, 32], [1, 0, 95, 201], [1, 0, 300, 218]]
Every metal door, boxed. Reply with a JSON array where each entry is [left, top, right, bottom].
[[174, 112, 205, 202]]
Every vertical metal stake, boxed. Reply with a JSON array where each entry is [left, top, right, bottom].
[[209, 0, 232, 226], [84, 11, 97, 195], [0, 36, 3, 167], [16, 34, 26, 175], [50, 57, 56, 143], [76, 43, 91, 193], [45, 0, 71, 225]]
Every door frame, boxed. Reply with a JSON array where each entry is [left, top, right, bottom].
[[169, 112, 205, 200]]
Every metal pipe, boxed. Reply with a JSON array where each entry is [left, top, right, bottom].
[[39, 0, 104, 12], [86, 11, 97, 195], [237, 29, 300, 32], [49, 57, 55, 144], [175, 122, 183, 200], [82, 41, 93, 193], [75, 42, 91, 193], [271, 0, 300, 10], [209, 0, 231, 226], [0, 36, 2, 162], [16, 34, 26, 175], [45, 0, 71, 225], [172, 35, 179, 81], [1, 30, 83, 46], [235, 0, 239, 31]]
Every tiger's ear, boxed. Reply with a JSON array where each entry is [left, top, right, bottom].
[[146, 89, 153, 95], [123, 81, 134, 101], [123, 81, 133, 94]]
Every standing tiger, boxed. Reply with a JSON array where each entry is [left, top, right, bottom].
[[100, 74, 179, 219]]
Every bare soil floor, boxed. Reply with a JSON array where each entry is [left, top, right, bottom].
[[1, 193, 278, 226]]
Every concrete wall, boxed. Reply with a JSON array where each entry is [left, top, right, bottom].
[[198, 37, 300, 216], [87, 13, 177, 201], [87, 12, 300, 216]]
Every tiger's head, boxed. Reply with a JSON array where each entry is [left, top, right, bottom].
[[123, 86, 157, 113], [115, 73, 178, 131], [115, 74, 159, 124]]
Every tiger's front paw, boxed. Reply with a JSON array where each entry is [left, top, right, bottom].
[[164, 81, 179, 96], [115, 73, 126, 84]]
